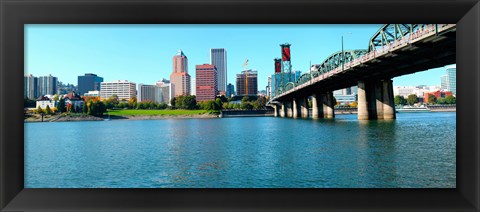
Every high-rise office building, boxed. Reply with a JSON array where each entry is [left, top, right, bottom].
[[191, 79, 196, 96], [236, 70, 258, 96], [444, 64, 456, 95], [170, 50, 191, 97], [37, 74, 58, 97], [441, 75, 448, 91], [156, 80, 174, 104], [100, 80, 136, 100], [78, 73, 104, 96], [138, 84, 163, 103], [266, 76, 272, 98], [196, 64, 217, 102], [24, 74, 38, 99], [226, 83, 235, 97], [210, 48, 227, 93]]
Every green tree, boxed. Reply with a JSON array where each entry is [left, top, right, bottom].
[[89, 101, 106, 116], [128, 97, 137, 109], [436, 97, 446, 104], [215, 98, 223, 109], [218, 95, 228, 103], [407, 94, 418, 105], [394, 95, 406, 105], [428, 95, 437, 104], [157, 103, 168, 109], [183, 95, 197, 109], [445, 95, 456, 104], [222, 102, 229, 109], [45, 105, 52, 115], [83, 103, 88, 114], [254, 96, 266, 109], [36, 105, 44, 114], [57, 98, 66, 113], [170, 97, 177, 108], [241, 96, 250, 103], [52, 94, 60, 101], [241, 101, 253, 110]]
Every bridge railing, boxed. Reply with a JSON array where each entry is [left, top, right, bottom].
[[272, 24, 455, 100]]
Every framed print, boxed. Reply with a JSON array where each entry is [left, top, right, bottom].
[[1, 0, 479, 211]]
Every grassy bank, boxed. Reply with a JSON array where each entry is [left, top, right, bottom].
[[107, 109, 210, 116]]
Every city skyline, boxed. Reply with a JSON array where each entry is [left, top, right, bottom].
[[25, 24, 451, 90]]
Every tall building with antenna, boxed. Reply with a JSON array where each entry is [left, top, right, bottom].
[[170, 50, 191, 97]]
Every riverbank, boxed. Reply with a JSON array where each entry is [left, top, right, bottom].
[[25, 110, 220, 123], [24, 114, 105, 122]]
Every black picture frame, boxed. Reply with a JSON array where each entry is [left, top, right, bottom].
[[1, 0, 479, 211]]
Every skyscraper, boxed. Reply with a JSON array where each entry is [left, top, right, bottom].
[[266, 76, 271, 98], [236, 70, 258, 96], [170, 50, 191, 97], [210, 48, 227, 93], [226, 83, 235, 98], [191, 79, 196, 96], [156, 79, 174, 104], [24, 74, 37, 99], [37, 74, 58, 96], [78, 73, 104, 96], [195, 64, 217, 102], [440, 74, 448, 91], [446, 65, 456, 95]]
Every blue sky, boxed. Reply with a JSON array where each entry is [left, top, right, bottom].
[[25, 24, 452, 90]]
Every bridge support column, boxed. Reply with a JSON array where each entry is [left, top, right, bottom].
[[286, 101, 293, 117], [358, 80, 396, 120], [273, 105, 278, 117], [300, 97, 308, 118], [358, 81, 370, 120], [293, 98, 300, 118], [323, 92, 335, 119], [280, 102, 286, 117], [311, 93, 324, 119], [382, 79, 396, 119], [375, 82, 384, 119]]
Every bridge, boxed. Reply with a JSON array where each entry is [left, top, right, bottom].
[[269, 24, 456, 120]]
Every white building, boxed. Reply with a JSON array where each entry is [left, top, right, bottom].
[[190, 78, 196, 96], [138, 84, 164, 103], [393, 85, 443, 99], [441, 64, 456, 96], [36, 96, 57, 109], [63, 91, 85, 110], [156, 80, 174, 105], [100, 80, 136, 100], [84, 90, 100, 97]]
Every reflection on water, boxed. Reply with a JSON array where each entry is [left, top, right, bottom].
[[25, 112, 456, 188]]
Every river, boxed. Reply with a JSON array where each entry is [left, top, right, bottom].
[[24, 112, 456, 188]]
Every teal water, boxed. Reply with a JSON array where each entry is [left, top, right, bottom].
[[24, 112, 456, 188]]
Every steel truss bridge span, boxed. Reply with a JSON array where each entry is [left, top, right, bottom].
[[270, 24, 456, 120]]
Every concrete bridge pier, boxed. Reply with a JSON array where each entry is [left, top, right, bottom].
[[323, 92, 335, 119], [382, 79, 396, 119], [286, 101, 293, 117], [280, 102, 286, 117], [300, 97, 308, 118], [311, 93, 324, 119], [358, 80, 396, 120], [272, 105, 278, 117], [358, 81, 370, 120], [293, 98, 300, 118]]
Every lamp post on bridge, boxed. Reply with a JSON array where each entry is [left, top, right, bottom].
[[341, 32, 352, 71]]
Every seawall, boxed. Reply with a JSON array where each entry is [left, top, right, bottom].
[[220, 109, 274, 118]]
